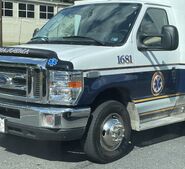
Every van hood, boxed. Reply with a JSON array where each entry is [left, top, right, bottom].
[[17, 43, 122, 70], [19, 44, 111, 62], [16, 43, 124, 70]]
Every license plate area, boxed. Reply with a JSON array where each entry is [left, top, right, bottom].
[[0, 117, 6, 133]]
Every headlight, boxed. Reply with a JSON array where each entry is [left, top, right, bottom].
[[49, 71, 83, 105]]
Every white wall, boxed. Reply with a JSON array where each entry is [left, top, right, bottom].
[[3, 17, 47, 44], [2, 1, 69, 45]]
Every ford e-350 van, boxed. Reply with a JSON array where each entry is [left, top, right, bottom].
[[0, 0, 184, 163]]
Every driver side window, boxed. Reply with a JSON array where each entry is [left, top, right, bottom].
[[138, 8, 169, 46], [139, 8, 169, 34]]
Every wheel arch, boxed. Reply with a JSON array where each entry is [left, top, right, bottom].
[[91, 87, 131, 109], [90, 87, 139, 131]]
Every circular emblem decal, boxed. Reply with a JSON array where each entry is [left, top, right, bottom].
[[151, 72, 165, 96], [48, 58, 58, 67]]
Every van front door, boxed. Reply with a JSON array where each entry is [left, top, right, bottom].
[[132, 6, 180, 129]]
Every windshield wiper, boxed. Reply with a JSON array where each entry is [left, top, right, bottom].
[[62, 36, 106, 46], [30, 36, 49, 42], [29, 36, 107, 46]]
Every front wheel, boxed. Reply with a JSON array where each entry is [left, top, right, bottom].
[[83, 100, 131, 163]]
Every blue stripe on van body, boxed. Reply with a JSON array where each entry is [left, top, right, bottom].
[[176, 69, 185, 93], [77, 69, 179, 106]]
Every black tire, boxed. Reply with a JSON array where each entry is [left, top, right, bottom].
[[83, 100, 131, 163]]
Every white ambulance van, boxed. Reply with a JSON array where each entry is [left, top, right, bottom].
[[0, 0, 184, 163]]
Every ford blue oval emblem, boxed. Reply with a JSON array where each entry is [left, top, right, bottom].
[[48, 58, 58, 67], [0, 75, 8, 85]]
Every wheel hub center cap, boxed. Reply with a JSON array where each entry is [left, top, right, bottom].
[[101, 116, 125, 151]]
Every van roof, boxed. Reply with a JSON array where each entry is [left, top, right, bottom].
[[74, 0, 173, 7]]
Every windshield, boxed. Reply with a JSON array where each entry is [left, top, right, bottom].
[[30, 3, 141, 46]]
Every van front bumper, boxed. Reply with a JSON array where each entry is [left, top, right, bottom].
[[0, 99, 91, 141], [4, 121, 87, 141]]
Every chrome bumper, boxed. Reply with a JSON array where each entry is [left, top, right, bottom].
[[0, 99, 91, 130]]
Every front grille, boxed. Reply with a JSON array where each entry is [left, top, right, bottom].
[[0, 65, 45, 102], [33, 69, 41, 98]]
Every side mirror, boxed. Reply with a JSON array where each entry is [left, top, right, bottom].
[[161, 25, 179, 50], [138, 25, 179, 51], [33, 28, 40, 37]]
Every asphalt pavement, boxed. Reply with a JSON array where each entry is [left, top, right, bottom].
[[0, 122, 185, 169]]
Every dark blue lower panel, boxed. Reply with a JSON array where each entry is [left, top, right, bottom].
[[78, 69, 181, 106]]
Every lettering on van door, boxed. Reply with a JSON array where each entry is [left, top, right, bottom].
[[117, 55, 133, 64]]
